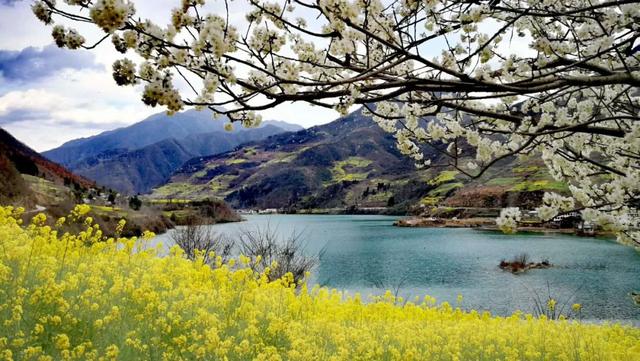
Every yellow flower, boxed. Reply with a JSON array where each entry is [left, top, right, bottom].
[[54, 334, 70, 350], [12, 305, 22, 321], [0, 205, 637, 360], [105, 344, 119, 359], [547, 298, 557, 311]]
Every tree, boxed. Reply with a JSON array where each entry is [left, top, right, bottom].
[[387, 196, 395, 207], [34, 1, 640, 244], [128, 195, 142, 211], [107, 191, 116, 205]]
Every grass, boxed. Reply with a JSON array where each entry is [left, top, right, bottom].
[[227, 158, 248, 165], [192, 170, 208, 178], [366, 190, 393, 202], [88, 204, 128, 217], [147, 199, 192, 204], [485, 177, 522, 187], [327, 157, 372, 184], [22, 174, 71, 203], [427, 170, 459, 186], [208, 174, 238, 195], [273, 153, 298, 163], [428, 182, 464, 197], [511, 180, 568, 192], [483, 176, 568, 193], [162, 209, 192, 222], [151, 182, 206, 199], [420, 196, 442, 206]]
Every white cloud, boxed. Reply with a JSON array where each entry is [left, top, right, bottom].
[[0, 0, 336, 152], [0, 89, 69, 115], [0, 68, 157, 151]]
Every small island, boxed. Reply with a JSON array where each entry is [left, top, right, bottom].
[[499, 254, 552, 274]]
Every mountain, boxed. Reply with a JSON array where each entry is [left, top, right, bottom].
[[68, 125, 289, 194], [150, 108, 567, 214], [0, 128, 95, 207], [43, 110, 303, 194]]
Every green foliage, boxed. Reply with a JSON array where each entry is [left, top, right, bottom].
[[485, 177, 522, 186], [511, 180, 568, 192], [328, 157, 372, 184], [89, 205, 128, 218], [22, 174, 72, 203], [152, 182, 207, 199], [193, 170, 208, 178], [227, 158, 248, 165], [420, 196, 442, 206], [209, 175, 238, 194], [427, 171, 459, 186], [428, 182, 464, 197], [512, 165, 541, 174]]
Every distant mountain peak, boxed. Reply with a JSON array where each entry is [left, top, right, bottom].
[[41, 109, 303, 194]]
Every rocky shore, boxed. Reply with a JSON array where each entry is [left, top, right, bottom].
[[393, 216, 600, 236], [394, 217, 495, 228]]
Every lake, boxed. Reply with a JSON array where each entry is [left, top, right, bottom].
[[151, 214, 640, 321]]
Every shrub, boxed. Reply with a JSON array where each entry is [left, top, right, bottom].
[[171, 217, 233, 265], [128, 195, 142, 211], [236, 224, 318, 285]]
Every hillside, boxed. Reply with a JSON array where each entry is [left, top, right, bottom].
[[0, 127, 242, 236], [70, 125, 289, 194], [43, 109, 303, 194], [150, 109, 567, 214], [0, 128, 95, 207]]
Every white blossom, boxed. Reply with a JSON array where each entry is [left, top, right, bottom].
[[33, 0, 640, 245], [90, 0, 135, 33], [496, 207, 521, 234]]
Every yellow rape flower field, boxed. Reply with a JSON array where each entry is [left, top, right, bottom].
[[1, 206, 639, 361]]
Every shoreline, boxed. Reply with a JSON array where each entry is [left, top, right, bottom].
[[231, 212, 618, 239], [393, 216, 615, 238]]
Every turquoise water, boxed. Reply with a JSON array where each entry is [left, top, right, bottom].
[[152, 214, 640, 320]]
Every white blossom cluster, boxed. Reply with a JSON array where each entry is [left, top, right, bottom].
[[33, 0, 640, 245], [90, 0, 135, 33], [32, 1, 53, 24], [112, 59, 136, 85], [51, 25, 85, 49], [141, 76, 183, 114], [496, 207, 522, 234]]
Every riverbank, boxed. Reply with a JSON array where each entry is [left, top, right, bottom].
[[394, 216, 614, 237]]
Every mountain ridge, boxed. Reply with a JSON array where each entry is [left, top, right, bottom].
[[71, 125, 289, 194], [43, 110, 303, 194], [151, 108, 567, 214]]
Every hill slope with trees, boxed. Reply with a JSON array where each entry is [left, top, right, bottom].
[[151, 110, 566, 214]]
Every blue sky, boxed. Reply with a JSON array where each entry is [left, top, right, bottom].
[[0, 1, 337, 151]]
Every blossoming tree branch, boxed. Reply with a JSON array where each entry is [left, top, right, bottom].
[[34, 0, 640, 244]]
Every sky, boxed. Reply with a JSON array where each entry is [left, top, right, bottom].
[[0, 0, 340, 151]]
